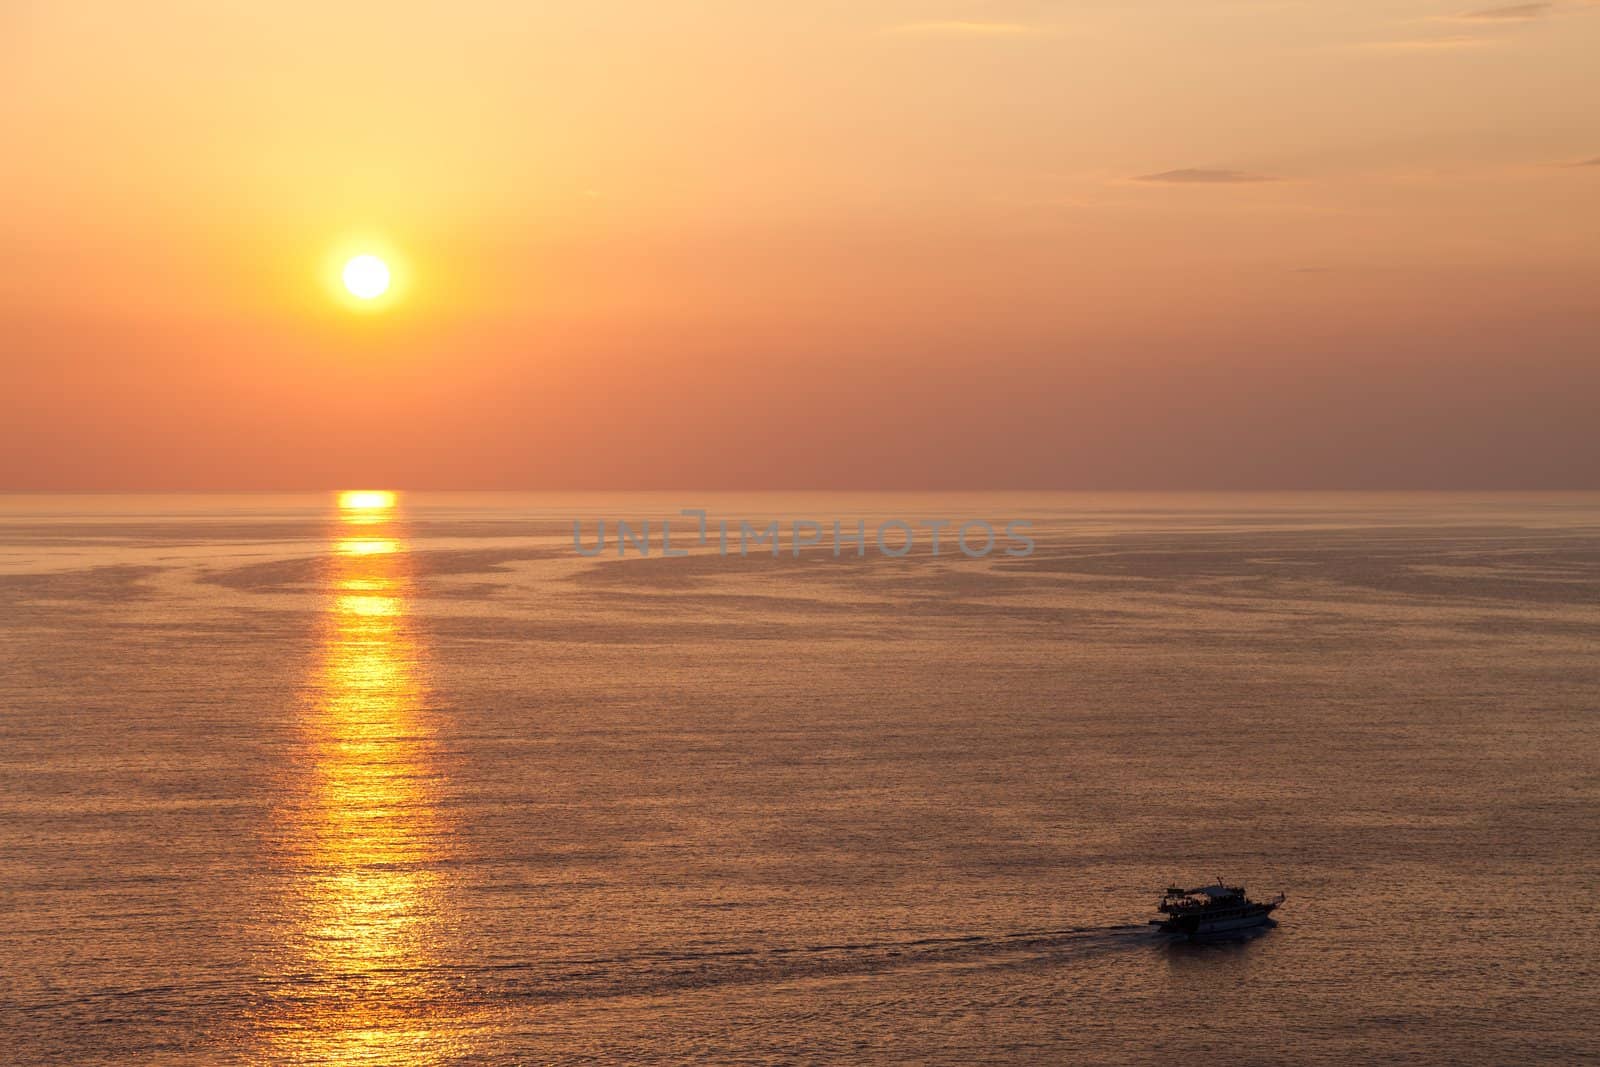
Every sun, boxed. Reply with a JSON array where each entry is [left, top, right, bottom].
[[342, 254, 391, 300]]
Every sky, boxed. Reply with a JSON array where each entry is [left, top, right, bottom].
[[2, 0, 1597, 489]]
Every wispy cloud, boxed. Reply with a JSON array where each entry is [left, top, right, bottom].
[[1369, 2, 1559, 50], [1358, 34, 1494, 50], [1448, 3, 1553, 19], [887, 20, 1040, 36], [1133, 168, 1277, 184]]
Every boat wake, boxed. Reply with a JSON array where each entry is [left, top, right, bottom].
[[8, 922, 1159, 1023], [454, 922, 1159, 1005]]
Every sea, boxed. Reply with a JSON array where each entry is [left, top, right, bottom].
[[2, 492, 1597, 1065]]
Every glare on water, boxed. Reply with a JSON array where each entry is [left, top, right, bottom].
[[263, 493, 458, 1063]]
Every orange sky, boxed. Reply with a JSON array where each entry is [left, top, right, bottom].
[[2, 1, 1597, 489]]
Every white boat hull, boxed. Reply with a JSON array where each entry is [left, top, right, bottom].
[[1188, 912, 1276, 938]]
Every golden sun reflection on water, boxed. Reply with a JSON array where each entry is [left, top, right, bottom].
[[338, 489, 399, 511], [266, 492, 459, 1063], [339, 537, 400, 556]]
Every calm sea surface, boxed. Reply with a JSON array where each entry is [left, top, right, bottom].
[[2, 492, 1597, 1064]]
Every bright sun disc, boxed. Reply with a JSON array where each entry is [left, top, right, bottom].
[[342, 254, 390, 299]]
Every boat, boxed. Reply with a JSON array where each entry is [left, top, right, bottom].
[[1151, 881, 1284, 940]]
